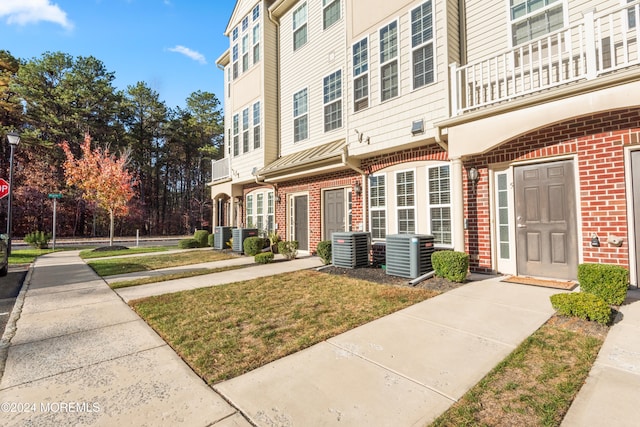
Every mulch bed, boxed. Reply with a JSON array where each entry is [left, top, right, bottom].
[[319, 265, 468, 293]]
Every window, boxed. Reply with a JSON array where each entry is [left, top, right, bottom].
[[242, 34, 249, 72], [628, 0, 637, 29], [411, 2, 434, 89], [233, 114, 239, 156], [293, 89, 308, 142], [510, 0, 564, 45], [253, 102, 261, 149], [253, 4, 260, 21], [396, 171, 415, 234], [246, 194, 254, 227], [232, 44, 239, 79], [352, 38, 369, 112], [369, 175, 386, 239], [242, 108, 249, 153], [267, 192, 275, 232], [428, 165, 451, 245], [232, 27, 239, 41], [380, 21, 399, 101], [347, 190, 353, 231], [496, 172, 510, 258], [227, 67, 231, 96], [253, 24, 261, 64], [323, 70, 342, 132], [293, 3, 308, 50], [256, 193, 264, 231], [323, 0, 341, 29], [242, 16, 249, 32]]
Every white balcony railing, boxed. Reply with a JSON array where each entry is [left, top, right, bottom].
[[211, 157, 231, 182], [451, 2, 640, 115]]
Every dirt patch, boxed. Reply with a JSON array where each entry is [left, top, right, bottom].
[[319, 266, 468, 293]]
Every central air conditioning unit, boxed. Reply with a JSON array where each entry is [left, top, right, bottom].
[[371, 242, 386, 267], [332, 232, 371, 268], [213, 226, 235, 250], [385, 234, 435, 279], [232, 228, 259, 253]]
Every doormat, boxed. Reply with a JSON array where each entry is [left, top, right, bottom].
[[502, 276, 578, 290]]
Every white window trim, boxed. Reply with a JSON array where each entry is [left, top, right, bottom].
[[395, 168, 417, 234], [378, 18, 400, 103], [624, 0, 639, 31], [506, 0, 568, 47], [369, 173, 387, 240], [293, 87, 309, 142], [352, 36, 370, 112], [293, 2, 308, 51], [247, 189, 275, 233], [490, 167, 516, 274], [323, 69, 343, 133], [322, 0, 341, 30], [410, 1, 437, 91], [253, 101, 261, 149], [426, 163, 454, 248]]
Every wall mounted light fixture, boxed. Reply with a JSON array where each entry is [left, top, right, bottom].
[[468, 167, 480, 186], [354, 181, 362, 196]]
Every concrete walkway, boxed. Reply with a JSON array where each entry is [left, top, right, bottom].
[[562, 288, 640, 426], [4, 249, 630, 426]]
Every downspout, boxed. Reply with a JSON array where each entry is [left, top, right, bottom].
[[268, 6, 281, 160], [342, 145, 368, 231]]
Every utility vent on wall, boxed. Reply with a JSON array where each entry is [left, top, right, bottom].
[[385, 234, 435, 279], [213, 226, 235, 250], [332, 232, 371, 268], [232, 228, 259, 253]]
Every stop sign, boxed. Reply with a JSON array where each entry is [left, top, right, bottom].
[[0, 178, 9, 199]]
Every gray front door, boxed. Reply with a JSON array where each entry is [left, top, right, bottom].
[[515, 160, 578, 280], [324, 189, 345, 240], [631, 151, 640, 286], [294, 195, 308, 251]]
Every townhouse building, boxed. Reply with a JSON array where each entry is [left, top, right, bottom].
[[210, 0, 640, 286]]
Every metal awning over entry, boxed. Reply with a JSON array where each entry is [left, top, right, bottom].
[[258, 139, 347, 181]]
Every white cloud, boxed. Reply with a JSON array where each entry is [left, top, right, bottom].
[[168, 45, 207, 64], [0, 0, 73, 29]]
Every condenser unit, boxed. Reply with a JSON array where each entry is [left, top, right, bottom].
[[385, 234, 435, 279], [371, 242, 386, 267], [213, 226, 235, 250], [232, 228, 259, 253], [332, 232, 371, 268]]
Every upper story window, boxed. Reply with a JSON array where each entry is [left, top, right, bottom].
[[380, 20, 399, 101], [293, 3, 308, 51], [242, 35, 250, 72], [232, 44, 239, 79], [323, 0, 341, 30], [233, 114, 239, 156], [232, 27, 239, 41], [253, 101, 261, 149], [323, 70, 342, 132], [242, 16, 249, 32], [352, 38, 369, 112], [411, 1, 434, 89], [293, 88, 308, 142], [253, 24, 261, 63], [510, 0, 564, 45], [253, 4, 260, 21], [628, 0, 638, 29], [242, 108, 250, 153]]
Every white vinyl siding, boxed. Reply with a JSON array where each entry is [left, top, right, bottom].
[[428, 165, 452, 245], [411, 1, 435, 89], [352, 38, 369, 112], [380, 20, 399, 101], [396, 170, 415, 234], [323, 0, 341, 30], [323, 70, 342, 132], [293, 88, 308, 142], [510, 0, 565, 45], [293, 3, 308, 51], [369, 175, 386, 239]]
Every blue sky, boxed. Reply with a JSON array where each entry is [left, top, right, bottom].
[[0, 0, 236, 109]]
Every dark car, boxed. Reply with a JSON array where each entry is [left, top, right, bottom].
[[0, 234, 8, 276]]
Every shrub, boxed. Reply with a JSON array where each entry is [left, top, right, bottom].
[[431, 250, 469, 283], [578, 263, 629, 306], [24, 231, 52, 249], [208, 233, 215, 248], [278, 241, 298, 260], [178, 238, 200, 249], [255, 252, 275, 264], [317, 240, 332, 265], [193, 230, 210, 248], [550, 292, 612, 325], [244, 237, 266, 256]]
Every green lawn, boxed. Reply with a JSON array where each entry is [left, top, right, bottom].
[[80, 246, 175, 259], [8, 248, 54, 264]]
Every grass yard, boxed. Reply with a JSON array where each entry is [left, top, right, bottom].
[[80, 246, 175, 259], [131, 269, 437, 384], [87, 250, 236, 276], [9, 248, 54, 264], [109, 265, 245, 289], [430, 316, 607, 427]]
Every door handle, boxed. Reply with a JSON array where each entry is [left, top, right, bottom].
[[517, 224, 527, 228]]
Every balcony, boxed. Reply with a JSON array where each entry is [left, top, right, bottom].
[[210, 157, 231, 183], [450, 2, 640, 116]]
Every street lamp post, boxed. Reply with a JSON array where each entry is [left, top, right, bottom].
[[6, 131, 20, 256]]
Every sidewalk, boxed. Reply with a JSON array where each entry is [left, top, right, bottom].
[[0, 249, 607, 426]]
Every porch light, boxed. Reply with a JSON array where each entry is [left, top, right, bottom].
[[354, 181, 362, 196], [468, 167, 480, 186]]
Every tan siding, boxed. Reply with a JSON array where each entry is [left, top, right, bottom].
[[263, 16, 279, 165], [446, 0, 460, 65], [465, 0, 507, 64]]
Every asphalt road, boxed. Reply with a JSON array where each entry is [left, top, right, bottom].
[[0, 267, 27, 339]]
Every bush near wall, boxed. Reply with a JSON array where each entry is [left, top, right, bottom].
[[550, 292, 612, 325], [578, 263, 629, 306], [278, 241, 298, 260], [244, 237, 266, 256], [193, 230, 210, 248], [431, 250, 469, 283], [317, 240, 332, 265], [178, 238, 200, 249]]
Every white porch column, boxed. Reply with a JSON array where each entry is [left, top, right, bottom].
[[451, 157, 466, 252]]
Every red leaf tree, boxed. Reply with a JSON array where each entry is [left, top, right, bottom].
[[61, 133, 137, 246]]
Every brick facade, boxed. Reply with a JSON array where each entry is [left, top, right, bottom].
[[465, 108, 640, 273]]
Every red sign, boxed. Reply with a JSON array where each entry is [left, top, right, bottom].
[[0, 178, 8, 200]]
